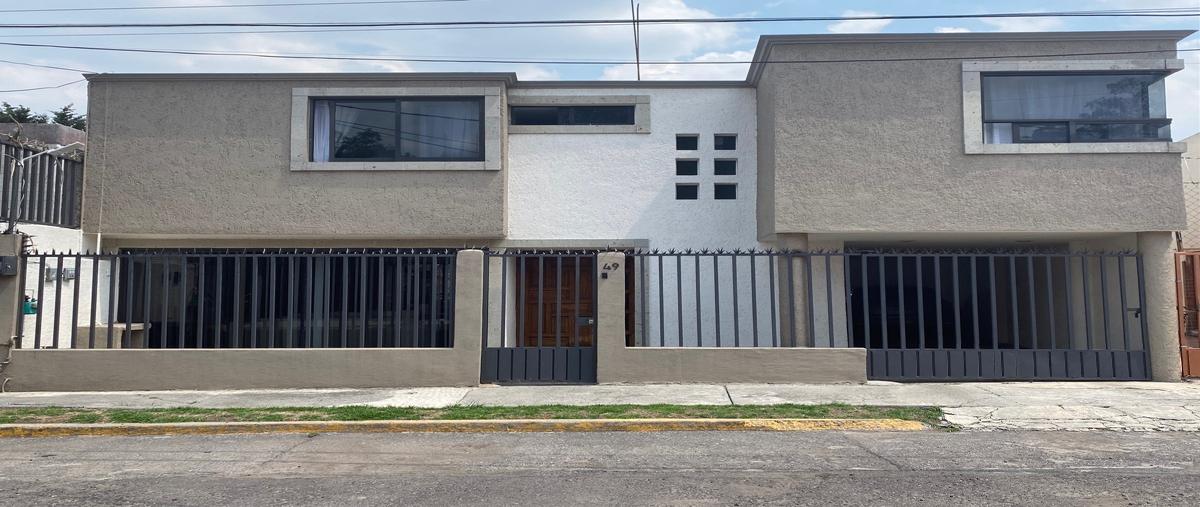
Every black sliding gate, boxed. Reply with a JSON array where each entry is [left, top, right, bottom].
[[480, 251, 598, 383]]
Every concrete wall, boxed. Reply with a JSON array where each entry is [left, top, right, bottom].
[[595, 252, 868, 384], [754, 33, 1187, 238], [82, 75, 509, 240], [1181, 133, 1200, 248]]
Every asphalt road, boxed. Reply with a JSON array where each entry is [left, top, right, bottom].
[[0, 430, 1197, 506]]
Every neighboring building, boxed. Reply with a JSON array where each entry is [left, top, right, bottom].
[[13, 30, 1192, 384], [1180, 132, 1200, 248]]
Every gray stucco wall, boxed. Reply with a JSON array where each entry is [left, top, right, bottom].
[[82, 76, 508, 239], [755, 35, 1187, 238]]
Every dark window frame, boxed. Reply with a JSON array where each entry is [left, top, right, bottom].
[[980, 71, 1171, 144], [676, 134, 699, 151], [675, 183, 699, 200], [714, 158, 737, 176], [675, 159, 699, 176], [714, 183, 737, 200], [313, 96, 486, 163], [509, 105, 636, 126]]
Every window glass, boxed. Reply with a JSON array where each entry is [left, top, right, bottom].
[[714, 159, 736, 175], [510, 105, 634, 125], [714, 134, 737, 150], [676, 159, 698, 176], [982, 74, 1166, 121], [400, 100, 483, 160], [714, 183, 736, 200], [332, 100, 396, 160], [676, 135, 698, 150], [675, 184, 698, 200]]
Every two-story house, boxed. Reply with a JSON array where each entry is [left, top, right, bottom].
[[9, 30, 1190, 389]]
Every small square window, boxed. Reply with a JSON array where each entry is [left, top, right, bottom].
[[676, 159, 698, 176], [714, 134, 737, 150], [714, 183, 736, 200], [676, 184, 698, 200], [676, 134, 698, 150], [714, 159, 736, 175]]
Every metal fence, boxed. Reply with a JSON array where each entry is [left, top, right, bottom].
[[20, 249, 457, 349], [1, 139, 83, 229], [480, 250, 599, 383], [629, 250, 1150, 380]]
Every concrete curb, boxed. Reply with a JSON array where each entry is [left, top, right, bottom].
[[0, 418, 927, 438]]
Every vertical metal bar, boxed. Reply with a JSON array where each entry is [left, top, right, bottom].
[[787, 253, 797, 347], [694, 254, 702, 346], [1045, 256, 1057, 351], [501, 255, 509, 347], [430, 255, 440, 347], [825, 254, 834, 348], [52, 255, 63, 348], [1026, 256, 1036, 351], [934, 256, 943, 349], [178, 256, 187, 348], [480, 254, 490, 353], [1099, 255, 1111, 350], [842, 254, 852, 348], [916, 256, 925, 350], [70, 254, 81, 348], [713, 255, 721, 347], [305, 256, 314, 348], [88, 255, 99, 348], [323, 255, 332, 347], [214, 258, 223, 348], [676, 255, 683, 347], [971, 256, 979, 350], [1081, 255, 1094, 350], [359, 254, 368, 347], [342, 255, 350, 347], [732, 254, 741, 347], [377, 255, 385, 347], [142, 257, 152, 348], [639, 255, 646, 347], [285, 256, 294, 347], [898, 255, 907, 350], [749, 252, 758, 347], [861, 254, 870, 349], [1009, 255, 1019, 350], [267, 256, 276, 348], [395, 255, 405, 347], [879, 255, 888, 349], [1117, 255, 1130, 351], [555, 255, 562, 348], [573, 254, 580, 347], [805, 254, 815, 348], [657, 254, 665, 347], [517, 256, 525, 348], [537, 255, 544, 348], [231, 256, 242, 347], [196, 257, 205, 348], [952, 256, 961, 350], [768, 253, 777, 347], [409, 253, 418, 346], [33, 255, 44, 348], [1064, 254, 1075, 349], [989, 256, 999, 350], [250, 256, 259, 348], [123, 256, 134, 348]]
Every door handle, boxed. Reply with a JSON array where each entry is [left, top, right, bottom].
[[577, 316, 595, 326]]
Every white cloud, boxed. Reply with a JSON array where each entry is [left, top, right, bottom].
[[515, 65, 560, 81], [0, 63, 88, 118], [827, 10, 892, 34], [935, 27, 971, 33], [600, 50, 752, 81], [980, 17, 1064, 32], [1167, 38, 1200, 140]]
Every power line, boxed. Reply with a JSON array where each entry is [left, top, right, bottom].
[[0, 0, 472, 14], [0, 79, 86, 93], [0, 8, 1195, 30], [0, 59, 94, 73], [1, 40, 1196, 67]]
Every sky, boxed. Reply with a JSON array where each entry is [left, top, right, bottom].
[[0, 0, 1197, 138]]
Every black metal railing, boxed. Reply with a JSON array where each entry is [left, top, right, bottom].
[[19, 249, 457, 349], [628, 249, 1150, 380], [1, 139, 83, 229]]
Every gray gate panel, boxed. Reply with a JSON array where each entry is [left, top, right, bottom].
[[579, 348, 597, 383]]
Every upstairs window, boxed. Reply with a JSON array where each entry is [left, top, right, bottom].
[[714, 134, 737, 150], [311, 97, 484, 162], [981, 73, 1169, 144], [510, 105, 635, 126]]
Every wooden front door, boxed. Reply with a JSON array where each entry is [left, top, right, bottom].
[[520, 256, 595, 347]]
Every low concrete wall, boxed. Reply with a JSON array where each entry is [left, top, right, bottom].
[[5, 348, 478, 391], [595, 252, 867, 384], [1, 250, 487, 392]]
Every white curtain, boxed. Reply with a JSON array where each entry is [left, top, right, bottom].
[[311, 100, 332, 162], [983, 75, 1155, 121]]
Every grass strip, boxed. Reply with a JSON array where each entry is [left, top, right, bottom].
[[0, 404, 942, 426]]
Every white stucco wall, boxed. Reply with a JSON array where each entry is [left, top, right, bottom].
[[507, 87, 760, 250], [506, 87, 767, 346]]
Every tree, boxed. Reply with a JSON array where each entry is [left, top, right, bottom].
[[1, 102, 48, 124], [50, 104, 86, 131]]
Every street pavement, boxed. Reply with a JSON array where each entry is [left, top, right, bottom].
[[3, 381, 1199, 431], [0, 430, 1196, 505]]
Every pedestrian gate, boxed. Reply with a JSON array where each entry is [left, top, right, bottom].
[[1175, 251, 1200, 378], [480, 251, 597, 383]]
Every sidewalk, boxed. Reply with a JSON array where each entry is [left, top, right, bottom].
[[2, 381, 1198, 431]]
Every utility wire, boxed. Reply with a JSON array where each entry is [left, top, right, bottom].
[[0, 59, 94, 73], [0, 8, 1195, 29], [0, 0, 472, 14], [0, 79, 86, 93], [1, 41, 1195, 67]]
